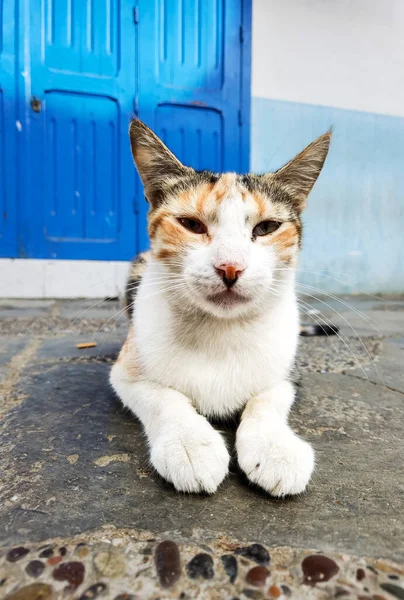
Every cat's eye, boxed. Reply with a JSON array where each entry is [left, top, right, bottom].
[[252, 220, 281, 237], [178, 217, 207, 235]]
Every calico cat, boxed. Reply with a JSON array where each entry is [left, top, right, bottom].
[[110, 119, 331, 496]]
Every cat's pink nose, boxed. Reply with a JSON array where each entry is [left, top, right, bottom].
[[215, 263, 245, 288]]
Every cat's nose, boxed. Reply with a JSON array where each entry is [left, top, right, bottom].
[[215, 263, 245, 288]]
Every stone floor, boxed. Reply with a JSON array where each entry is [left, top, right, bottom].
[[0, 296, 404, 599]]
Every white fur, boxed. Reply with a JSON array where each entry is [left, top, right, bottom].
[[110, 193, 315, 496], [236, 383, 315, 496]]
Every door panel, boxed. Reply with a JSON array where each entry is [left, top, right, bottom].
[[44, 0, 120, 77], [156, 105, 223, 172], [136, 0, 250, 253], [20, 0, 136, 260], [42, 92, 119, 242], [0, 0, 17, 257], [156, 0, 224, 90]]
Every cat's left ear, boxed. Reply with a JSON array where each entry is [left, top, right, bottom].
[[129, 119, 189, 207], [271, 130, 332, 213]]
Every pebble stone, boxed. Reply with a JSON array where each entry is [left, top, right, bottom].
[[246, 566, 270, 587], [52, 561, 85, 589], [78, 582, 108, 599], [242, 588, 264, 599], [334, 588, 350, 598], [5, 583, 53, 600], [235, 544, 270, 566], [75, 543, 90, 558], [47, 556, 62, 566], [367, 565, 378, 574], [38, 548, 53, 559], [221, 554, 238, 584], [93, 550, 126, 578], [114, 595, 136, 600], [25, 560, 45, 578], [187, 553, 214, 580], [280, 585, 291, 597], [6, 547, 30, 563], [301, 554, 339, 585], [268, 585, 281, 598], [59, 547, 67, 557], [154, 540, 182, 588], [380, 583, 404, 599], [357, 568, 366, 581]]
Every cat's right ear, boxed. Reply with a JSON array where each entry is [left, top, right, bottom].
[[129, 119, 188, 206]]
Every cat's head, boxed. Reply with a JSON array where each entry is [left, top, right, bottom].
[[129, 119, 331, 318]]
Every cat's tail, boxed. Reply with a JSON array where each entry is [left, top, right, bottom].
[[124, 251, 150, 318]]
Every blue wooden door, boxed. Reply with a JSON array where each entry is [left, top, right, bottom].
[[0, 0, 250, 260], [0, 0, 18, 257], [19, 0, 137, 260], [136, 0, 251, 252]]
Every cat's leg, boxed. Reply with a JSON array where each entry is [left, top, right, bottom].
[[236, 381, 314, 497], [110, 363, 229, 494]]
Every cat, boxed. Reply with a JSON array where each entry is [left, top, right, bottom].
[[110, 119, 331, 496]]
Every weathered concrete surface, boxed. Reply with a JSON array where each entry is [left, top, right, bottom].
[[1, 297, 403, 572]]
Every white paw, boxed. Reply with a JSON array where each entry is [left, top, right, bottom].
[[236, 420, 315, 497], [150, 416, 229, 494]]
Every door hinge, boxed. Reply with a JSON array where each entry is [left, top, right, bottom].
[[133, 6, 139, 24], [239, 25, 244, 44], [238, 110, 242, 126]]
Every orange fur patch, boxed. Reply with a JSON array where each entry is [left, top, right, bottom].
[[148, 209, 170, 238], [160, 218, 187, 242], [196, 183, 215, 214], [155, 246, 179, 261], [251, 192, 266, 218], [272, 225, 298, 249], [116, 327, 143, 379], [211, 173, 237, 204], [265, 223, 299, 264]]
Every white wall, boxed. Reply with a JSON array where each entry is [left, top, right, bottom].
[[0, 260, 129, 298], [252, 0, 404, 117]]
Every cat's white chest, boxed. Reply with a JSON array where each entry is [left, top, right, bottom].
[[134, 291, 299, 418]]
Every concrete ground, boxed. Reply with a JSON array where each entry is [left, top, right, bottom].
[[0, 296, 403, 599]]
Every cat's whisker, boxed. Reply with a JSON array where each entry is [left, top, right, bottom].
[[295, 287, 381, 382], [66, 297, 117, 331], [296, 281, 383, 338], [273, 266, 395, 309], [77, 302, 132, 361], [294, 281, 383, 346], [135, 283, 191, 304], [297, 297, 371, 379], [267, 275, 382, 379], [260, 280, 374, 378]]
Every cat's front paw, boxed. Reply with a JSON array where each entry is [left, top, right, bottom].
[[150, 416, 229, 494], [236, 421, 315, 497]]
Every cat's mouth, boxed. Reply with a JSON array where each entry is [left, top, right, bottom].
[[206, 289, 250, 307]]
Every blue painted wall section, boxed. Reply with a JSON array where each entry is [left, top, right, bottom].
[[251, 98, 404, 294], [0, 0, 251, 261]]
